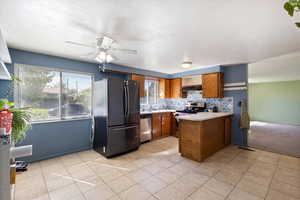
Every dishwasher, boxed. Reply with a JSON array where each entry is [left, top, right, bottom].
[[140, 114, 152, 143]]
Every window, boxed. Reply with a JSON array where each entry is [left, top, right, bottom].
[[15, 64, 93, 122], [144, 79, 159, 104], [61, 72, 92, 119]]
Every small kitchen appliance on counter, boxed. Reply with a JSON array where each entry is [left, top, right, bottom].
[[212, 106, 218, 112]]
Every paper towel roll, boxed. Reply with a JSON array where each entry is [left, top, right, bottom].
[[10, 145, 32, 158]]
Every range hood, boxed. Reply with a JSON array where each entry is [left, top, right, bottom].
[[0, 29, 11, 80], [182, 75, 202, 91]]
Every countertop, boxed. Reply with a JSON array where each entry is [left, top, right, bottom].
[[140, 109, 176, 115], [176, 112, 233, 121]]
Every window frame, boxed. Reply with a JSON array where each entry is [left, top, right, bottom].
[[14, 63, 94, 124], [143, 78, 159, 105]]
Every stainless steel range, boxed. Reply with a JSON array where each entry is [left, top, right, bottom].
[[176, 102, 206, 113], [173, 102, 207, 137]]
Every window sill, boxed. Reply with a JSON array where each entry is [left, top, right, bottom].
[[31, 117, 92, 124]]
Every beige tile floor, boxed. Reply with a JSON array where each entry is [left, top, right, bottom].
[[14, 137, 300, 200]]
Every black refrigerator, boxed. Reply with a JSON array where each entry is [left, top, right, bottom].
[[93, 77, 140, 157]]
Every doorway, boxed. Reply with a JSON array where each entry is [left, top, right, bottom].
[[247, 53, 300, 157]]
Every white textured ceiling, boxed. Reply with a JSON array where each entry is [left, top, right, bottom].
[[1, 0, 300, 74], [248, 51, 300, 83]]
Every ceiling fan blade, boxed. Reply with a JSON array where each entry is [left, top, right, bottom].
[[71, 21, 98, 35], [80, 50, 100, 59], [65, 41, 95, 48], [110, 48, 137, 54], [109, 54, 118, 61]]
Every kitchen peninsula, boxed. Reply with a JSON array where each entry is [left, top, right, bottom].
[[177, 112, 233, 162]]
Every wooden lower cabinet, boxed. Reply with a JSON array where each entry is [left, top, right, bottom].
[[151, 112, 172, 139], [201, 118, 225, 158], [179, 116, 231, 162], [224, 117, 231, 145], [152, 113, 162, 139], [162, 113, 171, 136], [171, 113, 178, 137]]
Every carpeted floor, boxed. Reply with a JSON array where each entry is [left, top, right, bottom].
[[248, 121, 300, 158]]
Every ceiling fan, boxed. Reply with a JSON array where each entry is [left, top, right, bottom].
[[65, 36, 137, 64]]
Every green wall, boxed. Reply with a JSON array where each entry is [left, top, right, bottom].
[[248, 80, 300, 125]]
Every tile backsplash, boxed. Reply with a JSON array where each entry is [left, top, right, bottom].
[[140, 90, 234, 113]]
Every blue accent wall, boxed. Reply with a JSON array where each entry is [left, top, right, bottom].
[[222, 64, 248, 146], [0, 79, 12, 100], [21, 120, 92, 161], [222, 64, 247, 83], [0, 60, 14, 100]]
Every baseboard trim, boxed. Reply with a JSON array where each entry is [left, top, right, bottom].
[[17, 146, 92, 163]]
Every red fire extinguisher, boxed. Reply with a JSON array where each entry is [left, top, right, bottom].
[[0, 109, 13, 136]]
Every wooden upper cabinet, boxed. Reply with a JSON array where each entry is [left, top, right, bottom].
[[170, 78, 182, 98], [159, 78, 171, 98], [202, 72, 224, 98], [131, 74, 145, 98], [161, 113, 171, 136]]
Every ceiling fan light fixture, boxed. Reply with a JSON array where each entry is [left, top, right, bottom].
[[95, 56, 104, 63], [95, 51, 114, 63], [106, 54, 114, 63], [99, 51, 106, 60], [182, 61, 192, 68]]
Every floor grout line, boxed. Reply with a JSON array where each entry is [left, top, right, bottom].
[[264, 154, 280, 200], [223, 148, 258, 200]]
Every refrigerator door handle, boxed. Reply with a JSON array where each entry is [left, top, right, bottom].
[[124, 83, 128, 118], [126, 83, 130, 118], [91, 117, 95, 144], [111, 125, 137, 131]]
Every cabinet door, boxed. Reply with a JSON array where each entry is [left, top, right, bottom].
[[171, 113, 178, 136], [165, 79, 170, 98], [159, 79, 171, 99], [201, 118, 225, 160], [162, 113, 171, 136], [224, 117, 231, 145], [131, 74, 145, 98], [152, 113, 162, 139], [202, 73, 224, 98], [170, 78, 182, 98]]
